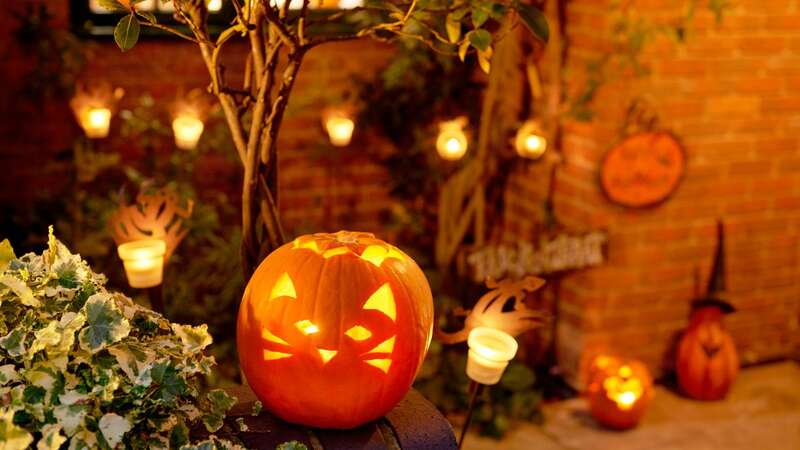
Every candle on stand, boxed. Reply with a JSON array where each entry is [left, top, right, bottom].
[[80, 107, 112, 139], [324, 114, 355, 147], [436, 119, 468, 161], [117, 239, 167, 288], [466, 327, 519, 385], [172, 114, 205, 150], [515, 119, 547, 159]]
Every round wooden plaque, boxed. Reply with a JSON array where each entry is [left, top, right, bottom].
[[600, 132, 685, 208]]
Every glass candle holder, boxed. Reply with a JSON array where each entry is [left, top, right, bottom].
[[466, 327, 518, 385], [325, 116, 355, 146], [436, 124, 468, 161], [80, 107, 112, 139], [172, 114, 205, 150], [117, 239, 166, 288], [515, 120, 547, 159]]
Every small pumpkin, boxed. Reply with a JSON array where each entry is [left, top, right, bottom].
[[586, 356, 654, 430], [237, 231, 434, 429], [676, 299, 738, 400]]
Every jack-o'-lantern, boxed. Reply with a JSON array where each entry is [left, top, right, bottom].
[[237, 231, 434, 429], [677, 299, 738, 400], [586, 356, 654, 430]]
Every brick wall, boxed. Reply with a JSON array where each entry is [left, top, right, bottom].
[[0, 1, 393, 239], [505, 0, 800, 384]]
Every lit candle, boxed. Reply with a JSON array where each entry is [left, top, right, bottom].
[[117, 239, 166, 288], [172, 114, 205, 150], [325, 115, 355, 147], [515, 119, 547, 159], [436, 121, 468, 161], [466, 327, 518, 385], [80, 107, 112, 139]]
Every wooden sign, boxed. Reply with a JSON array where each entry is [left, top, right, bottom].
[[462, 232, 607, 283], [600, 132, 685, 208]]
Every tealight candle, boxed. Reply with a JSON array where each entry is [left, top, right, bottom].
[[325, 116, 355, 147], [172, 114, 205, 150], [515, 119, 547, 159], [436, 122, 468, 161], [117, 239, 166, 288], [466, 327, 518, 385], [80, 107, 112, 139]]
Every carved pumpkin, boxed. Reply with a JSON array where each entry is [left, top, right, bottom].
[[586, 356, 654, 430], [677, 299, 738, 400], [237, 231, 434, 429]]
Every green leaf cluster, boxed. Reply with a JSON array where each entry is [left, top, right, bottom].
[[0, 230, 238, 449]]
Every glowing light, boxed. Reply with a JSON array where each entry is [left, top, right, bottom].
[[360, 245, 406, 267], [436, 119, 469, 161], [269, 273, 297, 301], [324, 114, 355, 147], [263, 349, 292, 361], [208, 0, 223, 11], [515, 119, 548, 159], [262, 328, 290, 346], [345, 325, 372, 341], [619, 365, 632, 378], [172, 114, 205, 150], [365, 336, 395, 354], [117, 239, 166, 288], [318, 349, 338, 364], [293, 238, 320, 253], [80, 107, 112, 139], [466, 327, 518, 385], [363, 283, 396, 321], [617, 391, 637, 409], [322, 247, 350, 258], [295, 320, 320, 335], [364, 359, 392, 373], [338, 0, 363, 8]]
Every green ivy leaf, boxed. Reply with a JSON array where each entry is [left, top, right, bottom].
[[114, 14, 141, 52], [99, 413, 132, 448], [0, 239, 15, 272], [0, 409, 33, 450], [467, 29, 491, 52], [202, 389, 237, 432], [171, 323, 213, 354], [151, 362, 187, 402], [78, 294, 131, 353], [514, 1, 549, 43]]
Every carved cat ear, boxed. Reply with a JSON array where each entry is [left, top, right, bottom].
[[362, 283, 396, 322], [269, 272, 297, 301]]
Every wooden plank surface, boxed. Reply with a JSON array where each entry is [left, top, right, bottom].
[[220, 386, 457, 449]]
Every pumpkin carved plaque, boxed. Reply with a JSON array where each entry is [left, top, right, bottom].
[[600, 132, 685, 208]]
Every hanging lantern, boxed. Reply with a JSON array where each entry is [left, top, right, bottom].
[[70, 83, 124, 139], [322, 108, 355, 147], [515, 119, 548, 160], [586, 356, 654, 430], [436, 117, 469, 161], [237, 231, 434, 429], [466, 327, 518, 385]]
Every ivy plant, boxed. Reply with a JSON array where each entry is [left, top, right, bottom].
[[0, 230, 239, 449]]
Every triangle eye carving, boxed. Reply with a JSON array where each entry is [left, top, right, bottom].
[[362, 283, 396, 322], [270, 272, 296, 301]]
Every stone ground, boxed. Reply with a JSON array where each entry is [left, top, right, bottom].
[[464, 361, 800, 450]]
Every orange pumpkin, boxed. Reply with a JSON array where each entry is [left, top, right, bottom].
[[676, 299, 738, 401], [237, 231, 434, 429], [586, 356, 654, 430]]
